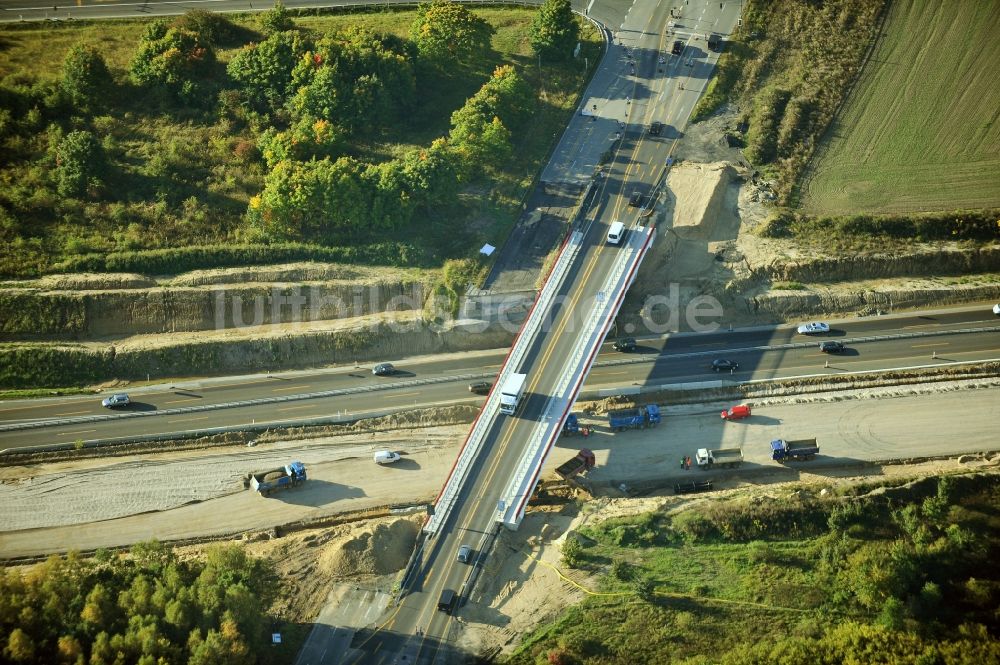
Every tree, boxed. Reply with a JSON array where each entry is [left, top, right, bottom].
[[530, 0, 580, 62], [129, 27, 215, 103], [4, 628, 35, 662], [61, 44, 112, 112], [54, 130, 106, 198], [260, 0, 295, 35], [409, 1, 494, 65], [227, 30, 308, 111]]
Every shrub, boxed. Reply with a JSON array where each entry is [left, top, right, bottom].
[[54, 130, 106, 198], [259, 1, 295, 35], [60, 44, 112, 112]]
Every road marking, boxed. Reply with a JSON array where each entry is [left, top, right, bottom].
[[692, 342, 725, 347], [277, 404, 319, 413], [167, 416, 210, 423], [272, 384, 311, 392], [602, 370, 630, 376], [58, 429, 96, 436], [394, 392, 420, 398], [55, 410, 90, 416], [911, 342, 949, 348], [164, 398, 200, 405]]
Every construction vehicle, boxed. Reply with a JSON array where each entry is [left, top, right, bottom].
[[695, 447, 744, 469], [249, 462, 307, 496], [771, 438, 819, 462], [607, 405, 661, 431], [555, 449, 596, 480]]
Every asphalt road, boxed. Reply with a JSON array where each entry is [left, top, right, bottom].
[[0, 0, 589, 23], [3, 306, 998, 451], [343, 2, 744, 663]]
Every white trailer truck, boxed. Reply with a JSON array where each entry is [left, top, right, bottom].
[[498, 373, 527, 415]]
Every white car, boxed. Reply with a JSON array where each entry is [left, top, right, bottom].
[[993, 304, 1000, 316], [796, 322, 830, 335], [374, 451, 401, 465]]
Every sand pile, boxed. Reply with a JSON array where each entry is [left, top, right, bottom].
[[318, 516, 420, 577]]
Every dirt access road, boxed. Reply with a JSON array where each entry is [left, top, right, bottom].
[[1, 381, 998, 559]]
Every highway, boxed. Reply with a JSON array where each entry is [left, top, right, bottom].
[[2, 307, 998, 451]]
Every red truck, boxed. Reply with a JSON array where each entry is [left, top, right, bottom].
[[721, 404, 751, 420], [555, 449, 596, 480]]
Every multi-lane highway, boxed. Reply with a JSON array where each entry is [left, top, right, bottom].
[[3, 307, 998, 451]]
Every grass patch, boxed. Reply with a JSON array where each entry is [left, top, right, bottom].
[[771, 280, 807, 291], [506, 473, 1000, 664], [801, 0, 1000, 214], [0, 386, 91, 399]]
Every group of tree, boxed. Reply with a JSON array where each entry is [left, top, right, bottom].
[[1, 541, 279, 664], [246, 60, 535, 243], [0, 0, 583, 275]]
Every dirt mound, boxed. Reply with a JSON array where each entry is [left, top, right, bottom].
[[318, 516, 420, 578], [167, 262, 418, 287], [668, 162, 735, 238], [35, 273, 156, 290]]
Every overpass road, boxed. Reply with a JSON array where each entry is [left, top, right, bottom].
[[337, 2, 743, 663], [2, 307, 998, 450]]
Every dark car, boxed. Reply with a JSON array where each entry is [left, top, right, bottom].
[[649, 121, 664, 136], [101, 393, 130, 409], [613, 337, 637, 352], [672, 40, 684, 55], [628, 191, 643, 207], [468, 381, 492, 395], [820, 341, 845, 353], [707, 33, 722, 51], [372, 362, 395, 376], [712, 359, 739, 372]]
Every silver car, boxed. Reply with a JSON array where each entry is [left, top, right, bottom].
[[101, 393, 130, 408]]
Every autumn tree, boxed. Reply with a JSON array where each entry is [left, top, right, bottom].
[[227, 29, 309, 112], [129, 24, 215, 103], [61, 44, 112, 112], [409, 1, 494, 65], [530, 0, 580, 62]]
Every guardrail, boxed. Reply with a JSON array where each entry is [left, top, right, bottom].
[[0, 371, 496, 434], [498, 225, 657, 529], [423, 230, 586, 536]]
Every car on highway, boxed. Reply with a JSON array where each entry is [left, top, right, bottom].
[[820, 341, 845, 353], [672, 40, 684, 55], [613, 337, 637, 352], [457, 545, 472, 564], [468, 381, 492, 395], [374, 450, 401, 465], [101, 393, 130, 409], [993, 303, 1000, 316], [721, 404, 752, 420], [372, 362, 396, 376], [712, 359, 739, 372], [438, 588, 457, 613], [649, 121, 664, 136], [797, 322, 830, 335], [628, 190, 643, 207]]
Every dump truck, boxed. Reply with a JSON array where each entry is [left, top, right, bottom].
[[499, 373, 527, 415], [555, 449, 596, 480], [250, 461, 307, 495], [771, 438, 819, 462], [674, 480, 713, 495], [607, 404, 661, 431], [695, 447, 744, 469]]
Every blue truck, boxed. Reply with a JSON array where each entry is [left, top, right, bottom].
[[607, 404, 661, 431], [249, 461, 307, 496], [563, 413, 580, 435], [771, 438, 819, 462]]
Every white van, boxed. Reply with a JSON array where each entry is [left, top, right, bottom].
[[374, 450, 401, 465], [607, 221, 625, 244]]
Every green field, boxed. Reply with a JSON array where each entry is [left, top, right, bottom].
[[800, 0, 1000, 214]]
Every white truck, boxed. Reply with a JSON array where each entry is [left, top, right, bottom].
[[498, 373, 527, 415]]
